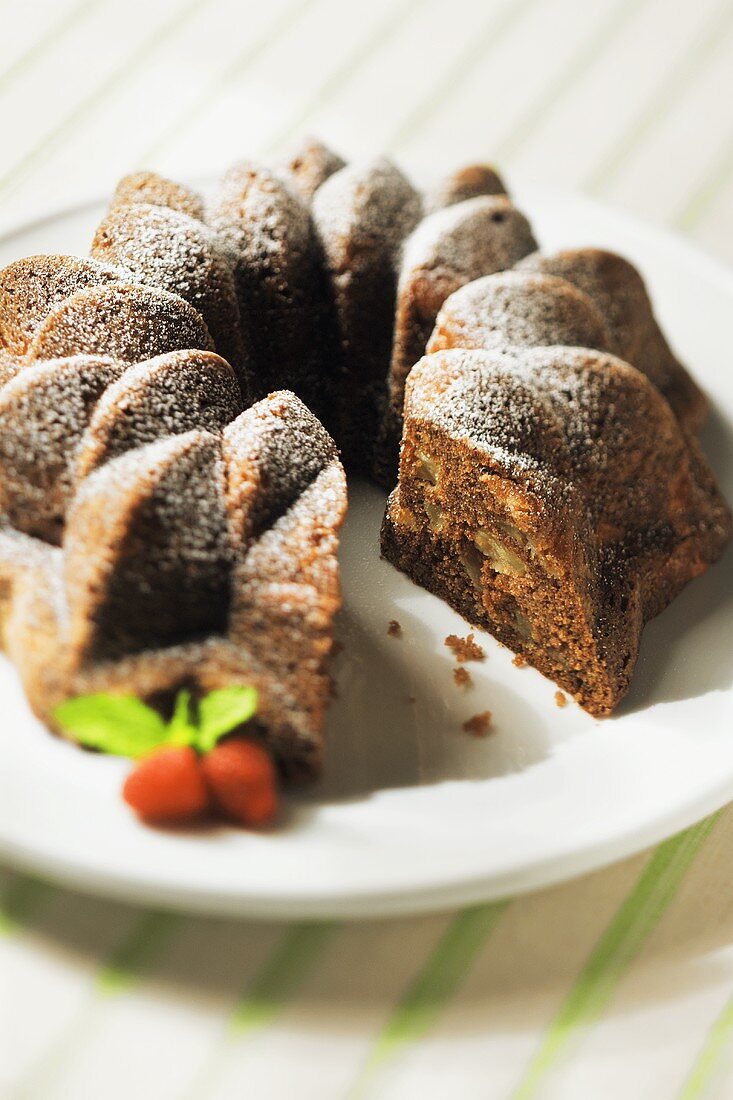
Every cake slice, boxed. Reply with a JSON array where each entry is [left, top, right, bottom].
[[381, 346, 731, 715]]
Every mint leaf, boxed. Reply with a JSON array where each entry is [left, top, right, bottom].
[[167, 689, 195, 747], [53, 695, 168, 759], [195, 686, 258, 753]]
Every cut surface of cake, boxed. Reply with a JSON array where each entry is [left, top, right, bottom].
[[381, 346, 731, 715]]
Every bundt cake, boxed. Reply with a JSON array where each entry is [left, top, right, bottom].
[[381, 347, 730, 715], [0, 137, 729, 799]]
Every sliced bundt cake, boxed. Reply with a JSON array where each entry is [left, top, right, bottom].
[[381, 347, 730, 715], [0, 138, 728, 782]]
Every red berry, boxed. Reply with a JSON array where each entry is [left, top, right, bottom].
[[123, 745, 210, 824], [202, 737, 278, 827]]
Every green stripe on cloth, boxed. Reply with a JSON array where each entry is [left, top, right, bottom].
[[678, 993, 733, 1100], [386, 0, 541, 154], [97, 909, 181, 995], [0, 873, 51, 935], [230, 921, 337, 1033], [0, 0, 101, 96], [511, 814, 720, 1100], [346, 902, 509, 1100], [0, 0, 212, 199], [495, 0, 645, 162], [180, 922, 337, 1100], [586, 0, 733, 192], [263, 0, 424, 157], [141, 0, 320, 163], [675, 131, 733, 230]]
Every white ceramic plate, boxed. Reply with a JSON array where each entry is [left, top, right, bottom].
[[1, 189, 732, 919]]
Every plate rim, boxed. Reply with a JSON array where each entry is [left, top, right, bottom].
[[1, 186, 732, 920]]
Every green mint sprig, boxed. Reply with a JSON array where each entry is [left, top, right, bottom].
[[53, 686, 258, 759]]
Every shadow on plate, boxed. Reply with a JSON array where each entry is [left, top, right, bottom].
[[297, 603, 552, 806]]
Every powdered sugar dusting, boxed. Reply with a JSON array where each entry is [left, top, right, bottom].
[[429, 270, 613, 356], [26, 283, 214, 364], [0, 254, 121, 355], [78, 350, 243, 478], [91, 203, 249, 391], [108, 171, 205, 221]]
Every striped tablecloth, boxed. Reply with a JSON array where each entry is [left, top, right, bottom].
[[2, 0, 733, 1096]]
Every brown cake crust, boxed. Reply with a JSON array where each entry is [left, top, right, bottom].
[[427, 271, 614, 357], [279, 136, 346, 202], [65, 430, 233, 661], [207, 162, 330, 419], [0, 355, 123, 544], [312, 157, 422, 470], [376, 197, 537, 484], [425, 164, 507, 213], [0, 348, 22, 387], [91, 203, 251, 397], [25, 283, 214, 364], [76, 350, 243, 480], [382, 346, 731, 714], [517, 248, 707, 430], [0, 255, 121, 355], [108, 171, 205, 221]]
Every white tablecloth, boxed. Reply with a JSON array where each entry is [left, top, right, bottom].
[[2, 0, 733, 1096]]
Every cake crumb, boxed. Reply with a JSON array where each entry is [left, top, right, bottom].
[[512, 653, 527, 668], [387, 619, 402, 637], [445, 633, 485, 662], [453, 667, 472, 688], [462, 711, 493, 737], [332, 640, 344, 657], [555, 691, 567, 708]]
